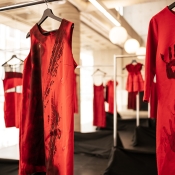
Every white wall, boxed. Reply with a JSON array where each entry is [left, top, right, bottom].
[[123, 0, 175, 46]]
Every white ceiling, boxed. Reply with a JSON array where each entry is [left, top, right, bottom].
[[0, 0, 172, 52]]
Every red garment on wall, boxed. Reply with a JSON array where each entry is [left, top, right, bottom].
[[126, 63, 144, 92], [93, 84, 106, 127], [143, 7, 175, 175], [20, 19, 76, 175], [105, 80, 118, 114], [3, 72, 22, 128], [150, 82, 158, 118]]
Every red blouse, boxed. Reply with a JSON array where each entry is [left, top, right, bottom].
[[20, 19, 76, 175]]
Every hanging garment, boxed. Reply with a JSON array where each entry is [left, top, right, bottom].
[[127, 92, 137, 110], [126, 63, 144, 92], [143, 7, 175, 175], [150, 82, 158, 118], [19, 19, 76, 175], [93, 84, 106, 127], [105, 80, 118, 114], [74, 72, 78, 113], [3, 72, 22, 128]]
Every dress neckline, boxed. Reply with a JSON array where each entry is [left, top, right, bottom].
[[35, 18, 65, 38], [166, 6, 175, 17]]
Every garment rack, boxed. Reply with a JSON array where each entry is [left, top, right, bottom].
[[0, 0, 60, 11], [113, 54, 145, 147]]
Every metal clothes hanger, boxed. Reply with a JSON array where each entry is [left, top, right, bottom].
[[26, 0, 62, 38], [122, 59, 138, 70], [168, 2, 175, 9], [92, 68, 106, 76], [131, 59, 137, 64], [2, 55, 24, 66]]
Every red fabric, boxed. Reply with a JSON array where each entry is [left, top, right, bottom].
[[106, 80, 118, 114], [93, 84, 106, 127], [127, 92, 137, 110], [126, 63, 144, 92], [20, 19, 76, 175], [3, 72, 22, 128], [143, 7, 175, 175], [150, 82, 158, 118], [74, 73, 78, 113]]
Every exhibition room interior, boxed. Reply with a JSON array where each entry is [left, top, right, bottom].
[[0, 0, 174, 175]]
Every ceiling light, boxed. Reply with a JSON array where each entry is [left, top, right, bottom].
[[109, 26, 127, 44], [89, 0, 121, 27], [124, 38, 140, 54], [136, 47, 146, 59]]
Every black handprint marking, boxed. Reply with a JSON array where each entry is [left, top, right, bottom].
[[163, 118, 175, 152], [161, 45, 175, 79]]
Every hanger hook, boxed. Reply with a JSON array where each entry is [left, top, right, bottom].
[[44, 0, 48, 8]]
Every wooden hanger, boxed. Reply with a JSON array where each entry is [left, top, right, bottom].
[[2, 55, 24, 66], [92, 68, 106, 76], [168, 2, 175, 9], [26, 1, 62, 38]]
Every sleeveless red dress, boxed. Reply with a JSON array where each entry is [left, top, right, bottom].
[[3, 72, 22, 128], [126, 63, 144, 92], [19, 19, 76, 175], [93, 84, 106, 127], [106, 80, 118, 114]]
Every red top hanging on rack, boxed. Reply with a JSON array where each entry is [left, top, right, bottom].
[[125, 62, 144, 92], [19, 19, 76, 175]]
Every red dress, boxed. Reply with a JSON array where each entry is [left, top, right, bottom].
[[93, 84, 106, 127], [144, 7, 175, 175], [126, 63, 144, 110], [3, 72, 22, 128], [105, 80, 118, 114], [126, 63, 144, 92], [74, 73, 78, 113], [20, 19, 76, 175], [150, 82, 158, 118], [127, 92, 137, 110]]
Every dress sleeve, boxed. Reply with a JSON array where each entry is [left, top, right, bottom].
[[143, 17, 158, 102]]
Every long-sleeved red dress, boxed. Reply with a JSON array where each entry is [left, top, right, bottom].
[[144, 7, 175, 175], [19, 19, 76, 175]]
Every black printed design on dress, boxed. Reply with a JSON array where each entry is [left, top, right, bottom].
[[161, 45, 175, 79], [43, 28, 67, 108], [163, 118, 175, 152], [45, 95, 61, 162]]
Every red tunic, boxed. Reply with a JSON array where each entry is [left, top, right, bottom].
[[3, 72, 22, 128], [93, 84, 106, 127], [105, 80, 118, 114], [144, 7, 175, 175], [20, 19, 76, 175], [126, 63, 144, 92]]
